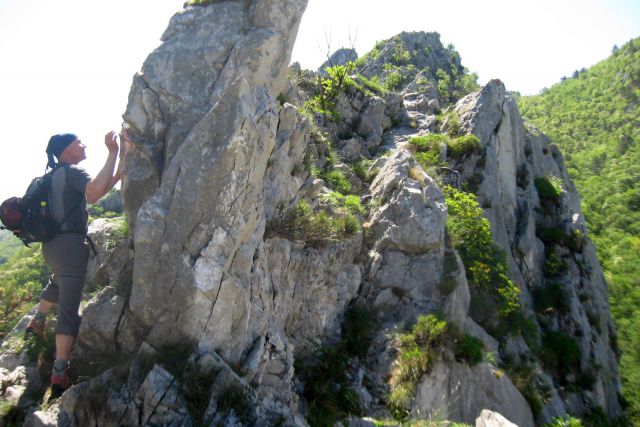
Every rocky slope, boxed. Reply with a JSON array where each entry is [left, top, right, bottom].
[[0, 3, 624, 427]]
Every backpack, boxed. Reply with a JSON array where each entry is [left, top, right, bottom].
[[1, 167, 80, 246]]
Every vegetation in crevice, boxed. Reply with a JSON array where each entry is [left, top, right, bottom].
[[266, 199, 360, 245], [303, 62, 356, 121], [296, 304, 374, 427], [407, 133, 481, 170], [388, 314, 448, 421], [388, 314, 485, 421], [443, 186, 525, 337]]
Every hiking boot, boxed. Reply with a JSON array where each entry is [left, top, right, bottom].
[[24, 316, 46, 339], [50, 362, 70, 398]]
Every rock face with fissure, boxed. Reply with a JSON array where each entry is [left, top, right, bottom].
[[452, 80, 622, 420], [118, 1, 338, 423]]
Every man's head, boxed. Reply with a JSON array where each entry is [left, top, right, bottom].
[[46, 133, 86, 167]]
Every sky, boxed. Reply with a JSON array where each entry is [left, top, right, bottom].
[[0, 0, 638, 203]]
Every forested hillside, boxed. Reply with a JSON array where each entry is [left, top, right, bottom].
[[0, 229, 23, 265], [518, 37, 640, 423], [0, 244, 49, 340]]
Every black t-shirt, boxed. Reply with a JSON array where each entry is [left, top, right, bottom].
[[50, 164, 91, 233]]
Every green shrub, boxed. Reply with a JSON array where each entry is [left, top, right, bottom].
[[446, 115, 461, 137], [0, 400, 23, 426], [413, 151, 441, 170], [565, 229, 585, 252], [356, 74, 386, 96], [335, 214, 360, 236], [342, 305, 374, 358], [547, 415, 585, 427], [105, 217, 129, 250], [0, 246, 50, 340], [436, 68, 452, 100], [390, 38, 411, 65], [535, 176, 564, 202], [384, 70, 405, 91], [388, 382, 414, 421], [533, 283, 571, 315], [454, 335, 485, 365], [216, 384, 255, 425], [304, 62, 355, 119], [444, 186, 522, 321], [298, 306, 371, 426], [343, 195, 364, 215], [408, 134, 480, 163], [448, 134, 480, 158], [543, 247, 568, 277], [354, 55, 367, 68], [408, 134, 446, 170], [269, 200, 360, 244], [324, 192, 363, 215], [505, 361, 545, 418], [351, 159, 375, 182], [408, 134, 448, 152], [326, 170, 352, 195], [445, 186, 532, 341], [540, 330, 581, 375], [537, 226, 566, 245]]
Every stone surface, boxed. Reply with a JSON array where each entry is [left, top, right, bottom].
[[475, 409, 518, 427], [23, 404, 63, 427], [368, 150, 446, 254], [85, 217, 126, 282], [413, 361, 534, 427]]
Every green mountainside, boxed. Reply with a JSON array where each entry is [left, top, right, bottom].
[[0, 229, 23, 265], [518, 37, 640, 423]]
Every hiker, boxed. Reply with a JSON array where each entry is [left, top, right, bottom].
[[24, 130, 124, 396]]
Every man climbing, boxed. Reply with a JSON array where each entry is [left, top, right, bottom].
[[24, 130, 124, 397]]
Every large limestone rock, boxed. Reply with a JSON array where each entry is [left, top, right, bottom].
[[453, 80, 623, 420], [365, 150, 447, 318], [413, 361, 535, 427], [122, 0, 308, 348]]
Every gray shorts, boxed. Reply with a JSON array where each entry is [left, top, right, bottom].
[[41, 233, 90, 336]]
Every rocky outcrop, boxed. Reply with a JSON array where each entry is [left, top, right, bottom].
[[453, 80, 622, 420], [357, 31, 464, 95], [0, 7, 623, 426]]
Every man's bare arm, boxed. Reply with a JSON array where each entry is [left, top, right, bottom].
[[86, 131, 119, 204]]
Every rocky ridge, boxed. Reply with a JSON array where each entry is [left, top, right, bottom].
[[0, 4, 624, 427]]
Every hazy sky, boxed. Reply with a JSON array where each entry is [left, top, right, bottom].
[[0, 0, 638, 202]]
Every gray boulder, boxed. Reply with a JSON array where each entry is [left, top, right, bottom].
[[413, 361, 534, 427]]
